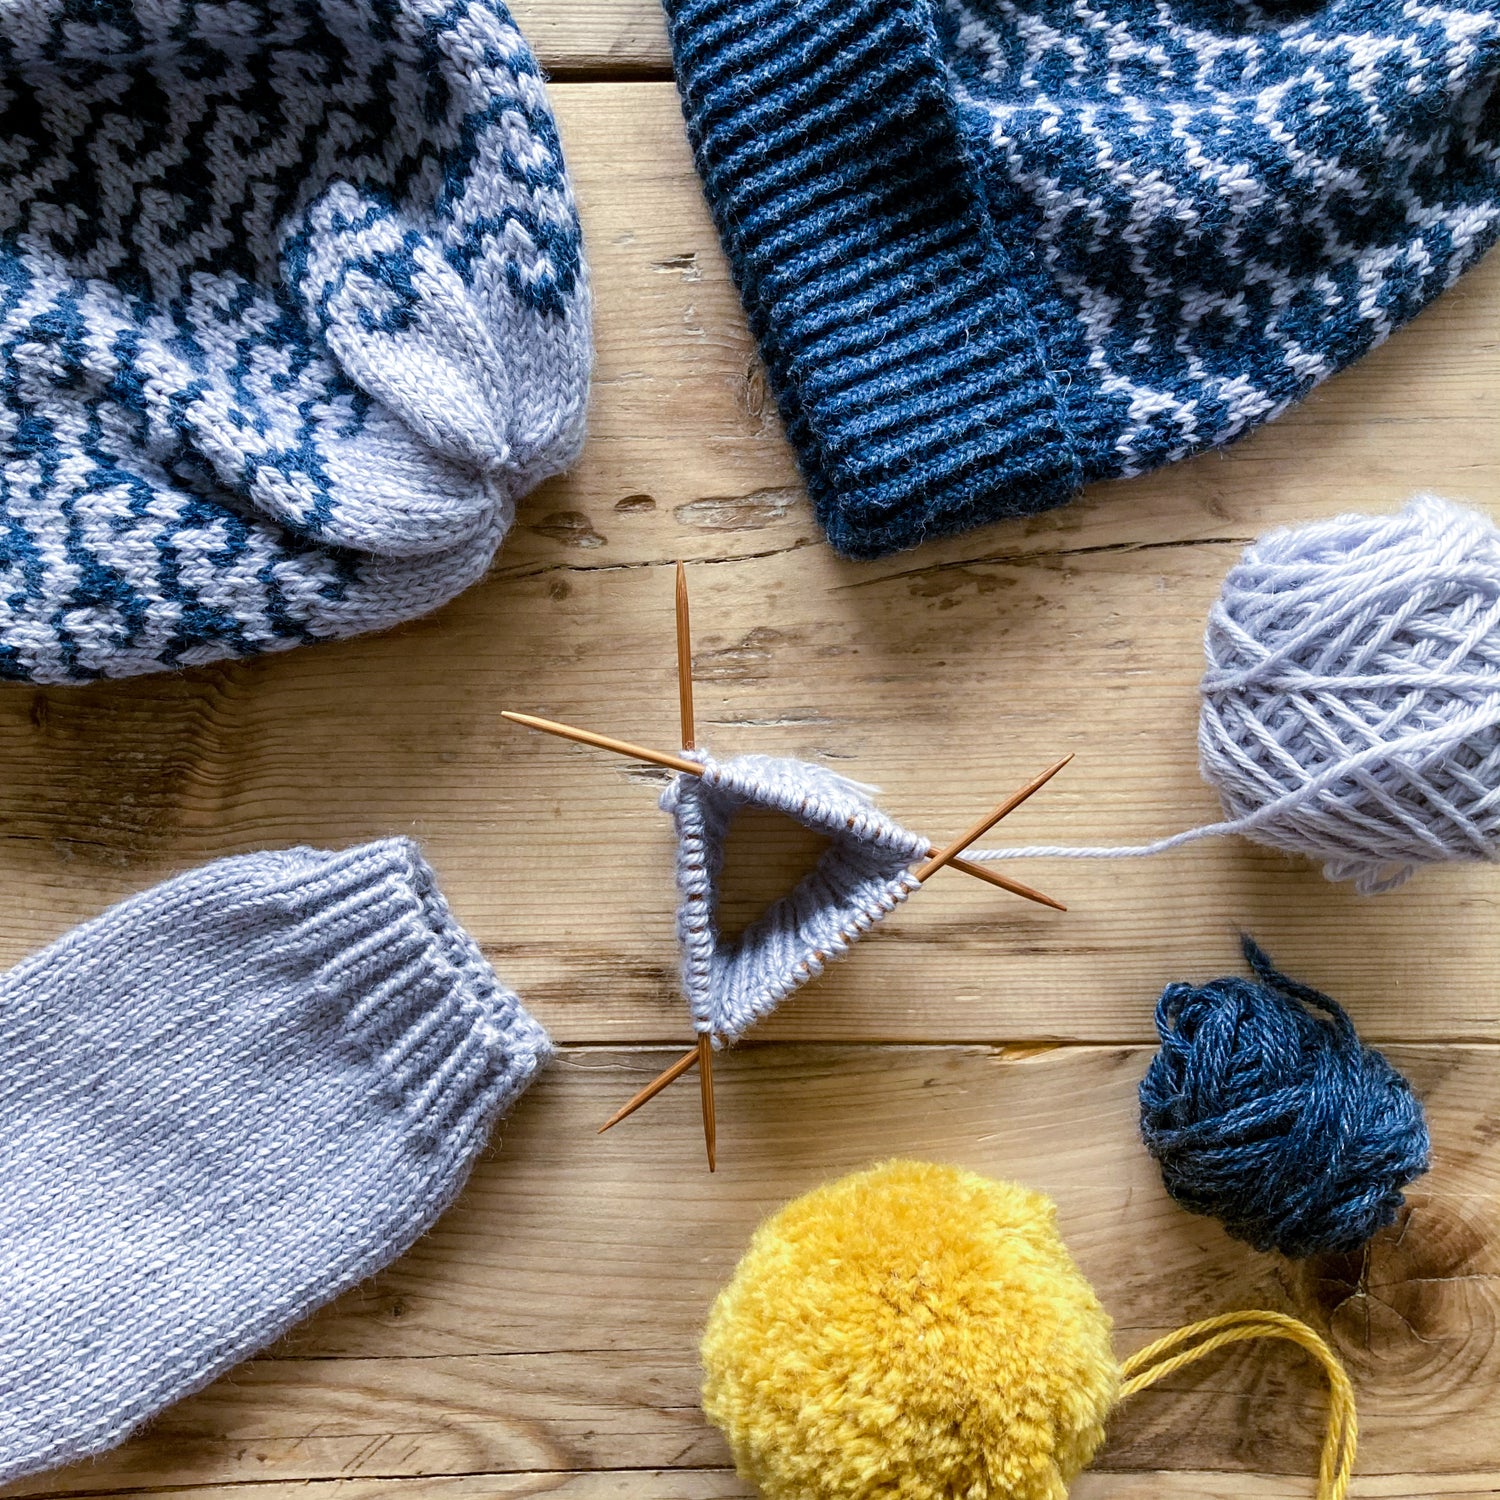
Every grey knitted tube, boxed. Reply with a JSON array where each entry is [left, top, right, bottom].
[[0, 837, 551, 1483]]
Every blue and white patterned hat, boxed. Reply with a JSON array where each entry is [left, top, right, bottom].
[[664, 0, 1500, 558], [0, 0, 591, 681]]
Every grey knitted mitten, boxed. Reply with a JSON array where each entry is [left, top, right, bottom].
[[0, 838, 550, 1483]]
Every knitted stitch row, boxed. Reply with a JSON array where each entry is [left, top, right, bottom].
[[0, 837, 550, 1483], [0, 0, 591, 681], [663, 0, 1500, 557], [664, 753, 931, 1042]]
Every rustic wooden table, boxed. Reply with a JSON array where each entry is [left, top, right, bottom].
[[3, 4, 1499, 1498]]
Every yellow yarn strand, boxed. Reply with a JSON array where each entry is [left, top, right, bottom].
[[1118, 1309, 1357, 1500]]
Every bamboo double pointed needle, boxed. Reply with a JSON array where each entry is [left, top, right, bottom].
[[697, 1033, 716, 1172], [505, 569, 1075, 1164], [596, 1045, 700, 1134], [498, 712, 702, 777], [947, 855, 1066, 912], [676, 561, 696, 753], [676, 561, 717, 1173], [916, 755, 1075, 882]]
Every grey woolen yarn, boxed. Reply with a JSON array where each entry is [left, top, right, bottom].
[[0, 838, 550, 1483], [973, 495, 1500, 893]]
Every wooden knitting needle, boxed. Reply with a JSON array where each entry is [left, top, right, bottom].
[[696, 1034, 717, 1169], [915, 755, 1075, 881], [946, 855, 1067, 912], [597, 1046, 701, 1134], [676, 561, 717, 1173], [501, 712, 1063, 909], [676, 561, 696, 751], [500, 712, 703, 777]]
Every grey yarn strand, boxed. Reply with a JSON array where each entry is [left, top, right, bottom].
[[970, 496, 1500, 894]]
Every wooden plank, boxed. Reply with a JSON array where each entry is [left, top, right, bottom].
[[0, 89, 1494, 1046], [1074, 1478, 1500, 1499], [8, 1044, 1497, 1495], [1, 532, 1494, 1044], [13, 1474, 1500, 1500], [12, 1473, 1500, 1500], [513, 1, 669, 76]]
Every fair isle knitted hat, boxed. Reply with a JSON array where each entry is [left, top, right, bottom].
[[0, 0, 591, 682], [663, 0, 1500, 558]]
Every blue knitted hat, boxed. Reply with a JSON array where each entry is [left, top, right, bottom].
[[0, 0, 591, 681], [664, 0, 1500, 558]]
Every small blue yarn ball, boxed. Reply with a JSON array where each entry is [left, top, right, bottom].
[[1139, 938, 1429, 1259]]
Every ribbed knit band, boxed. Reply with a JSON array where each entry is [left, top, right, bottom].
[[0, 838, 549, 1484], [663, 0, 1081, 558], [270, 839, 551, 1160]]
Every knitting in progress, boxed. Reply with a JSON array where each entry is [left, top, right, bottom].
[[977, 496, 1500, 893], [0, 838, 550, 1484], [702, 1161, 1359, 1500], [1140, 937, 1429, 1259], [0, 0, 591, 682], [662, 0, 1500, 557], [505, 562, 1070, 1164], [664, 754, 931, 1044]]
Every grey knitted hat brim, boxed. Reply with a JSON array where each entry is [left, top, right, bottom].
[[0, 837, 551, 1483]]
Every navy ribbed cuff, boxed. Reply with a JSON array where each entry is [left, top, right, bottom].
[[664, 0, 1081, 557]]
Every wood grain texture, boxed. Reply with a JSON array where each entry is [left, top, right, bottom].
[[6, 1045, 1498, 1497], [14, 1475, 1500, 1500], [0, 87, 1495, 1042], [512, 0, 669, 75], [2, 69, 1498, 1500]]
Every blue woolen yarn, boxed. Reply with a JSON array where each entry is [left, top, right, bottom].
[[1139, 938, 1429, 1259]]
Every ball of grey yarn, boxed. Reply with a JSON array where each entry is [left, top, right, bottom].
[[1199, 494, 1500, 893]]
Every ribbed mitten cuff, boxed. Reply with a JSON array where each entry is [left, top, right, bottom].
[[268, 838, 552, 1158], [664, 0, 1081, 558]]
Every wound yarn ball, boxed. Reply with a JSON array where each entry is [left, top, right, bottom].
[[701, 1161, 1118, 1500], [1139, 938, 1430, 1259], [1199, 494, 1500, 894]]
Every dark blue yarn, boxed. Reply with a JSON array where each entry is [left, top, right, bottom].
[[661, 0, 1500, 559], [1138, 937, 1429, 1259]]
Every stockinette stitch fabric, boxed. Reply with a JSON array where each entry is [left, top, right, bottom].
[[662, 752, 931, 1046], [663, 0, 1500, 557], [0, 0, 591, 681], [0, 837, 550, 1483]]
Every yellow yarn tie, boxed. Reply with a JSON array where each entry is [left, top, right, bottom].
[[1119, 1309, 1358, 1500]]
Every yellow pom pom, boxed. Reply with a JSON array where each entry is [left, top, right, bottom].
[[701, 1160, 1119, 1500]]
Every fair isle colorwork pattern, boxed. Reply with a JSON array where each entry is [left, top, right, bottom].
[[663, 0, 1500, 558], [0, 0, 591, 681], [662, 753, 930, 1044], [0, 838, 550, 1483]]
